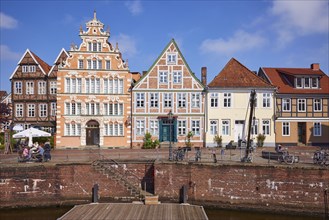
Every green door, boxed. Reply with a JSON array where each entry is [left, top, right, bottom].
[[162, 125, 170, 142]]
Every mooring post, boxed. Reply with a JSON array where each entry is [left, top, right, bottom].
[[92, 183, 99, 203]]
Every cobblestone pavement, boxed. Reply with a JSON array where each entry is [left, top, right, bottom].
[[0, 146, 327, 168]]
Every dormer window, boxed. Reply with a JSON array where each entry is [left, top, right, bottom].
[[167, 53, 176, 65], [311, 77, 319, 88], [22, 65, 36, 73], [304, 77, 310, 88], [295, 77, 319, 89], [296, 77, 303, 88]]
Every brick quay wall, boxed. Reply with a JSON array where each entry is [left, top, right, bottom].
[[0, 162, 328, 216]]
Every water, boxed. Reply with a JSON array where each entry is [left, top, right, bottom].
[[0, 206, 323, 220]]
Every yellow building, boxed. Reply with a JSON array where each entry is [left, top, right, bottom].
[[206, 58, 276, 147], [56, 12, 132, 148]]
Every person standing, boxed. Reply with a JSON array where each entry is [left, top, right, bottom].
[[44, 140, 52, 162]]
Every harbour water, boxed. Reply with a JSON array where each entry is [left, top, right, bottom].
[[0, 206, 323, 220]]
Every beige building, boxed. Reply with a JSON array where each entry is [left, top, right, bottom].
[[206, 58, 276, 147], [56, 12, 133, 148]]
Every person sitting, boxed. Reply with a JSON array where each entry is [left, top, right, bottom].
[[19, 146, 30, 162], [275, 144, 283, 154], [43, 140, 52, 162]]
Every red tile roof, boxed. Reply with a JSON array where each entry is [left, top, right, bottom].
[[208, 58, 274, 88], [30, 51, 52, 73], [261, 67, 329, 94]]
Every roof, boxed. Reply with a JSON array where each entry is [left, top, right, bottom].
[[261, 67, 329, 94], [30, 51, 51, 73], [208, 58, 274, 89], [58, 203, 208, 220], [0, 91, 8, 101]]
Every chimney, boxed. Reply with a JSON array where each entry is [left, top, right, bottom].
[[311, 63, 320, 70], [201, 67, 207, 86]]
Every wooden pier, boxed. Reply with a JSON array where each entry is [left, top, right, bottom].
[[58, 203, 208, 220]]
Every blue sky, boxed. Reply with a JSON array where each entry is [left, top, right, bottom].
[[1, 0, 328, 93]]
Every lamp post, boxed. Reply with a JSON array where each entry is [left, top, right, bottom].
[[168, 110, 173, 161]]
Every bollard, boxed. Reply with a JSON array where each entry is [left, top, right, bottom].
[[92, 183, 99, 203], [179, 185, 188, 203]]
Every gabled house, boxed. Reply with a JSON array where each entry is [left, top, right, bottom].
[[56, 12, 133, 148], [9, 49, 56, 133], [132, 39, 206, 148], [258, 63, 329, 146], [207, 58, 276, 147]]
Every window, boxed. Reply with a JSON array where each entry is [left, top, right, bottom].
[[177, 93, 186, 108], [223, 93, 231, 107], [98, 42, 102, 52], [210, 93, 218, 107], [163, 93, 172, 108], [262, 119, 270, 135], [178, 120, 186, 135], [282, 122, 290, 136], [27, 104, 35, 117], [304, 77, 310, 88], [22, 65, 36, 73], [136, 93, 145, 108], [313, 122, 321, 136], [50, 81, 57, 94], [88, 42, 92, 51], [92, 60, 97, 70], [191, 120, 200, 136], [22, 65, 29, 73], [39, 104, 47, 117], [106, 60, 111, 70], [29, 66, 36, 72], [251, 119, 259, 135], [311, 78, 319, 88], [14, 81, 22, 94], [87, 60, 91, 69], [296, 77, 303, 88], [210, 120, 218, 135], [51, 102, 56, 116], [118, 79, 123, 94], [313, 99, 322, 111], [98, 60, 102, 69], [149, 120, 158, 135], [167, 54, 176, 64], [38, 81, 46, 94], [105, 123, 124, 136], [150, 93, 159, 108], [66, 78, 81, 93], [173, 72, 182, 83], [104, 103, 123, 115], [297, 99, 306, 112], [191, 93, 200, 108], [93, 42, 97, 51], [65, 102, 81, 115], [222, 120, 230, 135], [282, 98, 291, 112], [65, 123, 81, 136], [15, 104, 23, 117], [159, 72, 168, 84], [85, 78, 99, 93], [262, 93, 271, 108], [26, 82, 34, 94], [78, 60, 84, 69], [136, 120, 145, 136]]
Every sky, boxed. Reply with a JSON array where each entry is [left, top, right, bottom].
[[0, 0, 328, 93]]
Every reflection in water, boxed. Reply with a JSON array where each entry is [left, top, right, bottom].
[[0, 206, 323, 220]]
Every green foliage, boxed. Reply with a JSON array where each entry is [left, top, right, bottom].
[[185, 131, 194, 148], [256, 133, 266, 147], [142, 132, 159, 149], [213, 134, 222, 147]]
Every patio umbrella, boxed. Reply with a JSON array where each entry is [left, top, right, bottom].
[[13, 124, 24, 131], [13, 127, 51, 147]]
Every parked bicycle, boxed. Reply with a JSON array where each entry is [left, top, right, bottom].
[[278, 150, 297, 165], [313, 149, 329, 166], [173, 148, 185, 161]]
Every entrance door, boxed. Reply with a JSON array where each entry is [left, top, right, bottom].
[[160, 119, 175, 142], [298, 122, 306, 145], [86, 120, 100, 146], [234, 120, 245, 142], [162, 125, 170, 142]]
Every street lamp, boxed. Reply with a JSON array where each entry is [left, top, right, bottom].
[[168, 110, 173, 161]]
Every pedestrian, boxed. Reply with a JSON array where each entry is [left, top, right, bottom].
[[44, 139, 52, 162], [212, 148, 217, 163]]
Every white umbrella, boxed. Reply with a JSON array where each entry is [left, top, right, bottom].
[[13, 127, 51, 147], [13, 124, 24, 131]]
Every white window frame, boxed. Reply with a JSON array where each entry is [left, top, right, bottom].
[[150, 93, 159, 108], [222, 120, 230, 136], [78, 59, 84, 69], [159, 72, 168, 84], [136, 93, 145, 108], [27, 104, 35, 117], [167, 53, 177, 65], [173, 71, 182, 84], [297, 99, 306, 112], [106, 60, 111, 70], [191, 93, 200, 108], [51, 102, 56, 116], [296, 77, 303, 88], [313, 99, 322, 112], [223, 93, 231, 108], [163, 93, 172, 108], [15, 104, 23, 117], [282, 122, 290, 136], [26, 81, 34, 95], [149, 120, 159, 135], [39, 104, 47, 117], [14, 81, 22, 94], [262, 119, 270, 135], [136, 120, 145, 136], [178, 120, 186, 136], [191, 120, 200, 136], [262, 93, 271, 108], [313, 122, 321, 136], [304, 77, 310, 88], [38, 81, 46, 95], [282, 98, 291, 112], [49, 81, 57, 94], [210, 93, 218, 108], [251, 119, 259, 135], [177, 93, 186, 108], [210, 120, 218, 135], [311, 77, 319, 88]]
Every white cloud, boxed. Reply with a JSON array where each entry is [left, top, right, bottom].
[[125, 0, 143, 16], [270, 0, 328, 45], [0, 45, 21, 61], [0, 12, 18, 29], [111, 33, 138, 58], [200, 30, 266, 55]]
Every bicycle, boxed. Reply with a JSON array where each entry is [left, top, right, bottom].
[[173, 148, 185, 161], [313, 150, 329, 166], [278, 150, 295, 165]]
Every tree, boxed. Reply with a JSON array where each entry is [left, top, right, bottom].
[[0, 103, 11, 128]]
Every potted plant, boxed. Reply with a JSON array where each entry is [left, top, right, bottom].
[[185, 131, 194, 148], [213, 134, 222, 148], [256, 133, 266, 148]]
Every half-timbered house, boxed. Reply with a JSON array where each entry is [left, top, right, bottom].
[[132, 39, 206, 148]]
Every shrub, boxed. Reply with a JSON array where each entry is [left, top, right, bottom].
[[142, 132, 159, 149], [213, 134, 222, 148], [185, 131, 194, 148]]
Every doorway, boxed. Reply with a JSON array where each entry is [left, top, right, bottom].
[[86, 120, 100, 146], [160, 119, 175, 142], [298, 122, 306, 145], [234, 120, 245, 142]]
